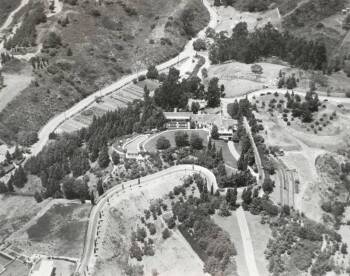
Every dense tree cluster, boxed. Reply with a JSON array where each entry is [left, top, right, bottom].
[[285, 90, 320, 122], [210, 22, 328, 71], [266, 213, 342, 276], [24, 98, 166, 199], [172, 193, 236, 274], [154, 68, 222, 110]]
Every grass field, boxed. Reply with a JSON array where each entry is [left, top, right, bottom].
[[208, 62, 286, 97], [1, 259, 30, 276], [245, 212, 271, 276], [7, 202, 91, 258], [212, 213, 248, 276], [213, 139, 237, 168], [0, 195, 48, 243], [144, 129, 209, 152]]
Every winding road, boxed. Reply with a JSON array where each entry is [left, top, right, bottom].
[[77, 164, 218, 275], [28, 0, 217, 157]]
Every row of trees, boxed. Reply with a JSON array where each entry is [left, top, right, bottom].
[[209, 22, 328, 71]]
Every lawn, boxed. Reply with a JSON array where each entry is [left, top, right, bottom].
[[24, 202, 91, 258], [245, 212, 271, 276], [144, 129, 209, 152], [212, 213, 249, 276], [1, 260, 30, 276], [213, 140, 237, 168]]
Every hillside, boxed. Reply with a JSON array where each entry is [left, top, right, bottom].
[[0, 0, 209, 145], [232, 0, 350, 72], [0, 0, 21, 27]]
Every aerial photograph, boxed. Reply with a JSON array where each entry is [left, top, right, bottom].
[[1, 0, 350, 275]]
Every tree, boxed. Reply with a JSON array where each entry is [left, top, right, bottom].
[[5, 150, 12, 164], [251, 64, 263, 75], [146, 65, 158, 79], [219, 201, 231, 216], [262, 178, 275, 194], [98, 145, 110, 168], [191, 102, 200, 114], [242, 187, 252, 205], [193, 38, 207, 51], [12, 166, 27, 188], [97, 178, 104, 196], [214, 0, 221, 6], [67, 47, 73, 56], [190, 133, 203, 150], [156, 136, 171, 150], [162, 228, 171, 239], [206, 77, 221, 108], [111, 151, 121, 165], [211, 124, 219, 139], [43, 32, 62, 48], [34, 191, 43, 202], [226, 188, 237, 209], [12, 145, 23, 160], [0, 181, 8, 193], [341, 243, 348, 254], [175, 131, 189, 147]]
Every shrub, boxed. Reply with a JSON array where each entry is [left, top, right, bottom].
[[175, 131, 189, 147], [146, 65, 158, 79], [162, 228, 171, 239], [43, 32, 62, 48], [138, 74, 146, 81], [156, 136, 171, 150], [190, 133, 203, 150]]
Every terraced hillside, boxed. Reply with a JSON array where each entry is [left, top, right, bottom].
[[0, 0, 209, 145]]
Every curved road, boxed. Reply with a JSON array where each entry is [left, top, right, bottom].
[[29, 0, 217, 157], [77, 164, 218, 275]]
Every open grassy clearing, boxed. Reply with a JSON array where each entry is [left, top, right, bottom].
[[144, 129, 209, 152], [0, 195, 50, 243], [245, 212, 271, 276], [212, 139, 237, 168], [208, 62, 286, 97], [1, 259, 30, 276], [8, 201, 90, 258], [95, 171, 206, 276], [0, 60, 33, 114], [213, 4, 281, 35], [211, 213, 248, 276]]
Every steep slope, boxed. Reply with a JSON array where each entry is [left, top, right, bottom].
[[0, 0, 209, 145]]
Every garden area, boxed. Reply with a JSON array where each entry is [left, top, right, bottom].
[[143, 129, 209, 152]]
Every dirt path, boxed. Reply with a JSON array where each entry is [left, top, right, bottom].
[[0, 0, 29, 33], [236, 206, 260, 276]]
